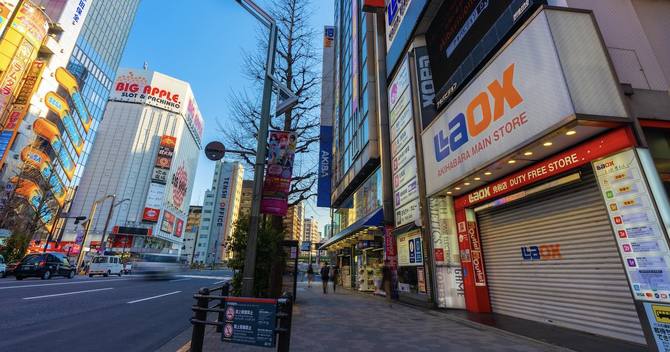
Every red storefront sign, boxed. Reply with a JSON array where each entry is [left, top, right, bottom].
[[175, 219, 184, 238], [455, 128, 636, 209], [456, 208, 491, 313], [142, 207, 160, 222]]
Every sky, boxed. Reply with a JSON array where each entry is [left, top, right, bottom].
[[118, 0, 334, 233]]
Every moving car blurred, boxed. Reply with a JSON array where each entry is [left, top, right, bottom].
[[132, 253, 184, 279], [14, 253, 76, 280], [0, 255, 6, 278], [88, 255, 123, 277]]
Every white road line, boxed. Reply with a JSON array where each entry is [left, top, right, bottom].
[[168, 278, 191, 283], [127, 291, 181, 304], [212, 280, 228, 284], [0, 278, 129, 290], [23, 287, 113, 300], [177, 275, 230, 280]]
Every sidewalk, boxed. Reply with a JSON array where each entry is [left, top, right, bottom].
[[178, 281, 572, 352]]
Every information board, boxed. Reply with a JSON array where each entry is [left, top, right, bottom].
[[644, 302, 670, 351], [594, 149, 670, 303], [221, 297, 277, 347]]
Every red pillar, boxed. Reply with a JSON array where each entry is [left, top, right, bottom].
[[456, 208, 491, 313]]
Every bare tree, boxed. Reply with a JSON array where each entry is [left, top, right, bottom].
[[221, 0, 321, 206]]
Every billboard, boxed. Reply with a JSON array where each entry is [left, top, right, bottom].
[[111, 68, 189, 115], [33, 118, 76, 181], [426, 0, 543, 109], [421, 12, 574, 195], [151, 135, 176, 184], [160, 210, 176, 234], [261, 131, 297, 216], [55, 67, 93, 132], [20, 146, 66, 206], [317, 26, 335, 208], [45, 92, 84, 155], [143, 182, 165, 222]]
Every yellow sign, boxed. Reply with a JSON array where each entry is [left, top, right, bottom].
[[20, 146, 66, 206], [33, 118, 76, 180], [55, 67, 92, 132], [653, 304, 670, 324]]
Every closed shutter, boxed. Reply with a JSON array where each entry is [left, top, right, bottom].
[[477, 171, 645, 344]]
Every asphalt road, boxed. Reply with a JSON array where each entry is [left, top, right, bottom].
[[0, 269, 233, 352]]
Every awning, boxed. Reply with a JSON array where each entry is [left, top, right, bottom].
[[320, 208, 383, 250]]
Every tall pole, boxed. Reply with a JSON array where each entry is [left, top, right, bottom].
[[75, 200, 99, 271], [98, 195, 116, 254], [241, 19, 277, 297]]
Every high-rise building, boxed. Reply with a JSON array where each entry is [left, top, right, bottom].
[[238, 179, 254, 218], [283, 201, 304, 242], [196, 161, 244, 264], [63, 68, 204, 255], [303, 217, 319, 244], [323, 224, 332, 240], [183, 205, 202, 264]]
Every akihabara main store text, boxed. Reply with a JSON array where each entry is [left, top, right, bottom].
[[422, 9, 670, 347]]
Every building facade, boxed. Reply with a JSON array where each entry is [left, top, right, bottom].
[[182, 205, 201, 264], [320, 0, 670, 349], [196, 160, 244, 264], [283, 201, 304, 241], [63, 68, 204, 256], [238, 179, 253, 218]]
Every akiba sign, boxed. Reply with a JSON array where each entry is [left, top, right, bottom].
[[422, 13, 574, 195]]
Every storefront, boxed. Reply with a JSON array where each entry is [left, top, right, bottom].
[[421, 8, 670, 346]]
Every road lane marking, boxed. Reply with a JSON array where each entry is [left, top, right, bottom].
[[168, 278, 191, 283], [177, 275, 231, 280], [23, 287, 114, 300], [0, 278, 129, 290], [212, 280, 228, 284], [127, 291, 181, 304]]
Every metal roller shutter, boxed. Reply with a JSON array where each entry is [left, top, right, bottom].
[[477, 171, 645, 344]]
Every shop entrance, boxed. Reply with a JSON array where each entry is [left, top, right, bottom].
[[476, 170, 645, 344]]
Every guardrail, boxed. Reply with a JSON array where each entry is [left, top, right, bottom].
[[189, 282, 293, 352]]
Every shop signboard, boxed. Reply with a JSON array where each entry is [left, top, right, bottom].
[[111, 68, 189, 115], [221, 297, 277, 348], [0, 1, 19, 36], [175, 218, 183, 238], [384, 0, 428, 74], [413, 46, 437, 130], [20, 147, 65, 206], [594, 149, 670, 304], [422, 13, 577, 196], [169, 162, 188, 210], [261, 131, 297, 216], [317, 26, 335, 208], [151, 136, 176, 184], [33, 118, 75, 180], [417, 266, 426, 293], [55, 68, 93, 133], [644, 303, 670, 351], [143, 183, 165, 222], [395, 198, 420, 228], [397, 230, 423, 266], [45, 92, 84, 155], [160, 210, 176, 234], [426, 0, 543, 110]]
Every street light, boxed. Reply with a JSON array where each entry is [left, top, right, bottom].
[[75, 194, 115, 271], [99, 197, 131, 254]]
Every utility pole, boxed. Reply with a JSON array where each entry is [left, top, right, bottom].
[[99, 197, 130, 254]]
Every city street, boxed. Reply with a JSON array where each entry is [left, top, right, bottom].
[[0, 270, 232, 352]]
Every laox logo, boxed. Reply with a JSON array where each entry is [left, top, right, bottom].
[[433, 64, 523, 162], [521, 243, 561, 261]]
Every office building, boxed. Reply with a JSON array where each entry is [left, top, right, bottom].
[[63, 68, 204, 255], [283, 201, 304, 241], [182, 205, 202, 264], [196, 161, 244, 264]]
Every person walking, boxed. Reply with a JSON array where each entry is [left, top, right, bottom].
[[331, 265, 339, 293], [306, 263, 314, 288], [320, 263, 330, 294], [382, 259, 393, 303]]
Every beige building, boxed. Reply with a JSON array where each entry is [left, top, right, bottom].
[[183, 206, 202, 264], [238, 180, 254, 218], [283, 202, 304, 241], [303, 217, 320, 244]]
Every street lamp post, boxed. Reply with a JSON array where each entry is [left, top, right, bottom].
[[99, 197, 131, 254], [75, 194, 114, 271], [235, 0, 278, 297]]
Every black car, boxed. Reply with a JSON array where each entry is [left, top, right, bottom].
[[15, 253, 76, 280]]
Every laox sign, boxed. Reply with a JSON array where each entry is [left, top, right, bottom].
[[115, 82, 180, 103], [433, 64, 523, 162]]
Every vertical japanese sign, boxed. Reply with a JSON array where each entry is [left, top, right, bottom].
[[594, 149, 670, 303], [317, 26, 335, 208], [175, 218, 184, 238], [261, 131, 296, 216], [151, 136, 176, 184]]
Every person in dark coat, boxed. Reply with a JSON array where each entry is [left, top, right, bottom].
[[320, 263, 330, 294], [331, 265, 339, 293]]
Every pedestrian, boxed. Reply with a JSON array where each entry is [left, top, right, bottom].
[[307, 263, 314, 288], [382, 259, 392, 303], [331, 265, 339, 293], [320, 262, 330, 294]]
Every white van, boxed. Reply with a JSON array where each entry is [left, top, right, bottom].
[[89, 255, 123, 277]]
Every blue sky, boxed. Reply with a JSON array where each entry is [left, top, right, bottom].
[[119, 0, 334, 232]]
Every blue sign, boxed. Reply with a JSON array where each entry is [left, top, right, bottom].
[[222, 298, 277, 348], [316, 125, 332, 207], [414, 238, 423, 263], [386, 0, 429, 77], [0, 131, 12, 160], [409, 237, 416, 263]]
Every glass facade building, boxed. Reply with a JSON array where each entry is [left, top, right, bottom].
[[66, 0, 140, 184]]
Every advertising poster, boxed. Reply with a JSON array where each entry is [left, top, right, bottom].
[[160, 210, 175, 234], [169, 162, 188, 210], [45, 92, 84, 155], [417, 266, 426, 293], [152, 135, 176, 184], [20, 147, 65, 206], [143, 182, 165, 222], [175, 219, 184, 238], [644, 303, 670, 351], [260, 131, 296, 216], [397, 231, 423, 266], [33, 118, 75, 180], [55, 67, 93, 132], [594, 149, 670, 303]]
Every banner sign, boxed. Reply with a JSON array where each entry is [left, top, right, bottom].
[[457, 208, 487, 287], [422, 13, 575, 196], [151, 135, 176, 184], [175, 218, 184, 238], [261, 131, 296, 216], [426, 0, 543, 109], [455, 128, 636, 209], [317, 26, 335, 208], [389, 58, 420, 227], [55, 67, 93, 132], [221, 297, 277, 348], [143, 182, 165, 222], [317, 125, 333, 207], [45, 92, 84, 155], [20, 147, 66, 206], [396, 230, 423, 266], [160, 210, 175, 234], [413, 46, 437, 130], [594, 149, 670, 303], [33, 118, 75, 180]]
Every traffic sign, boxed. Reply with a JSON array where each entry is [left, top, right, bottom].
[[205, 141, 226, 161]]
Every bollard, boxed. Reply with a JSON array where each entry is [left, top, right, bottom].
[[190, 287, 210, 352], [216, 283, 230, 333], [276, 293, 293, 352]]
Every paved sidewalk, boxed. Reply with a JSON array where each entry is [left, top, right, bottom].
[[182, 282, 571, 352]]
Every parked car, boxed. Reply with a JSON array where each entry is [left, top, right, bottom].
[[5, 261, 19, 277], [14, 253, 76, 280], [88, 255, 123, 277], [132, 253, 185, 280], [0, 255, 6, 278]]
